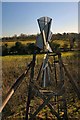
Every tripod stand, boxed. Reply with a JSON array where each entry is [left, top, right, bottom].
[[25, 51, 68, 120]]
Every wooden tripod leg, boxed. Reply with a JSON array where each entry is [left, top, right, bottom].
[[53, 56, 57, 85], [36, 62, 43, 81], [30, 94, 53, 120], [26, 53, 36, 120], [48, 103, 61, 120], [58, 53, 68, 119], [48, 61, 52, 72], [62, 62, 80, 99], [0, 65, 31, 113], [26, 85, 32, 120], [63, 99, 68, 120], [58, 53, 64, 84]]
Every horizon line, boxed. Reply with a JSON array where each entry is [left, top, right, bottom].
[[2, 32, 79, 38]]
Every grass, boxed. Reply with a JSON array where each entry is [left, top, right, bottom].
[[1, 39, 70, 48], [2, 54, 33, 60], [2, 51, 80, 120], [52, 39, 70, 47], [1, 51, 78, 60], [1, 39, 78, 50], [1, 39, 36, 47], [61, 51, 77, 57]]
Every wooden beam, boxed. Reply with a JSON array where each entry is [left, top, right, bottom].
[[58, 53, 64, 84], [0, 64, 31, 113], [48, 103, 61, 120], [53, 56, 57, 85], [29, 82, 61, 119], [30, 93, 54, 119], [62, 62, 80, 99], [36, 62, 43, 81], [26, 53, 36, 120]]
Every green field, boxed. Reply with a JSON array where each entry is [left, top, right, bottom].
[[1, 39, 68, 47], [1, 51, 77, 59], [1, 39, 78, 51], [52, 39, 70, 47], [1, 39, 36, 47]]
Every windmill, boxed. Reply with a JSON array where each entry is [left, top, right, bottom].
[[0, 17, 80, 120], [25, 17, 80, 120], [36, 16, 53, 87]]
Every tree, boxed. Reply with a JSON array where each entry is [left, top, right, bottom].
[[50, 42, 60, 52], [70, 38, 75, 50], [9, 46, 16, 54], [15, 42, 24, 54], [27, 43, 35, 54], [62, 43, 68, 51], [2, 44, 8, 56]]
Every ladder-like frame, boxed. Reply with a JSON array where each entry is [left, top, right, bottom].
[[25, 52, 68, 120]]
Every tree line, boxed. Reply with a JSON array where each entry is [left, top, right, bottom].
[[2, 33, 79, 42], [2, 40, 77, 56], [2, 42, 41, 56], [2, 32, 80, 56]]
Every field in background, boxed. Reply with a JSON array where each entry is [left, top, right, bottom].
[[1, 39, 36, 47], [1, 39, 78, 50], [53, 39, 70, 47], [1, 39, 66, 47], [1, 51, 77, 60]]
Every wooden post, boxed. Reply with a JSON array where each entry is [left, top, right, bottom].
[[58, 53, 68, 119], [53, 56, 57, 85], [62, 62, 80, 99], [0, 65, 31, 113], [26, 53, 36, 120], [36, 62, 43, 81], [63, 99, 68, 120], [58, 53, 64, 85]]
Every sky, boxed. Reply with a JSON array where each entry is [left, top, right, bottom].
[[2, 2, 78, 37], [78, 1, 80, 33], [0, 2, 2, 38]]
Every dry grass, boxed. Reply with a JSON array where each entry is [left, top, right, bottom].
[[2, 52, 80, 120]]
